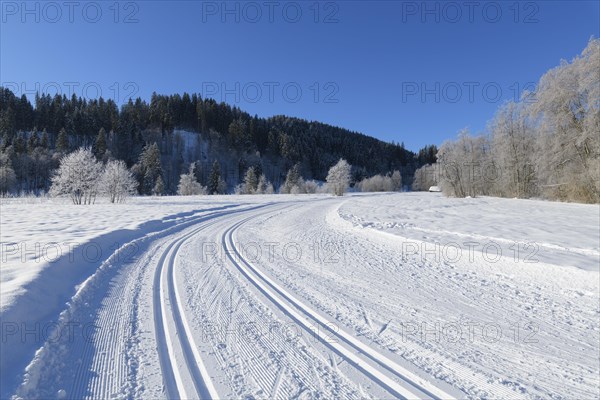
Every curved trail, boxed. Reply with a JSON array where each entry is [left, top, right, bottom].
[[153, 205, 272, 399], [153, 215, 221, 399], [12, 198, 470, 399], [221, 210, 456, 400], [8, 194, 598, 399]]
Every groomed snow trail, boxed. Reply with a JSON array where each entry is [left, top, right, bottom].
[[153, 211, 230, 399], [223, 212, 456, 399], [6, 194, 598, 399]]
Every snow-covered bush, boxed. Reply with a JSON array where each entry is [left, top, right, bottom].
[[256, 174, 274, 194], [233, 184, 245, 195], [356, 174, 394, 192], [326, 159, 351, 196], [303, 180, 320, 194], [153, 176, 165, 196], [100, 160, 138, 203], [236, 169, 274, 195], [50, 148, 102, 205], [177, 162, 207, 196]]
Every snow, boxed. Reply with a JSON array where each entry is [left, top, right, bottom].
[[337, 192, 600, 271], [0, 196, 234, 311], [1, 193, 598, 399]]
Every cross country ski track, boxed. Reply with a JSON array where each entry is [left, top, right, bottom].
[[13, 194, 593, 399], [221, 208, 457, 400], [149, 200, 457, 399]]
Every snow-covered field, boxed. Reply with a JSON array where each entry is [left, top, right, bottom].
[[1, 193, 598, 399]]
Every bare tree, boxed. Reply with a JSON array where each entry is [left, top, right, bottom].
[[437, 129, 489, 198], [530, 39, 599, 202], [490, 101, 537, 198], [412, 164, 437, 191]]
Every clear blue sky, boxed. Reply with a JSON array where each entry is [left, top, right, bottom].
[[1, 1, 598, 151]]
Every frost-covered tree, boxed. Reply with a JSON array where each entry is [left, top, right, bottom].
[[529, 38, 599, 202], [50, 147, 102, 204], [326, 158, 351, 196], [256, 174, 274, 194], [280, 163, 304, 194], [178, 162, 206, 195], [434, 40, 599, 203], [390, 170, 402, 191], [208, 160, 226, 194], [100, 160, 137, 203], [437, 129, 489, 198], [412, 164, 437, 191], [238, 170, 273, 195], [137, 143, 162, 195], [490, 101, 536, 198], [56, 128, 69, 153], [243, 166, 258, 194], [153, 175, 164, 196]]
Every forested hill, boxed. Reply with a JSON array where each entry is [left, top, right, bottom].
[[0, 88, 436, 194]]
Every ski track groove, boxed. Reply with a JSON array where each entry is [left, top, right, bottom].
[[152, 207, 262, 399], [181, 203, 363, 398], [223, 209, 456, 400]]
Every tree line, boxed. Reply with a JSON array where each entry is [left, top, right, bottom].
[[0, 86, 433, 195], [413, 39, 599, 203]]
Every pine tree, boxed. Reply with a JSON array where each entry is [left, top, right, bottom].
[[139, 143, 162, 195], [153, 175, 164, 196], [208, 160, 222, 195], [243, 166, 258, 194], [95, 127, 107, 159], [40, 129, 49, 148], [0, 152, 16, 194], [56, 127, 69, 153], [281, 163, 303, 194], [13, 135, 26, 154], [27, 131, 39, 153], [0, 133, 10, 151]]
